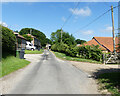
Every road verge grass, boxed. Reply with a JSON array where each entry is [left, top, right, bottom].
[[52, 51, 101, 64], [0, 56, 30, 78], [97, 72, 120, 95], [25, 49, 44, 54]]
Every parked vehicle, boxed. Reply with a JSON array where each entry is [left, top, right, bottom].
[[26, 41, 36, 51]]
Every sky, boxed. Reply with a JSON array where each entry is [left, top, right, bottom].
[[1, 2, 119, 41]]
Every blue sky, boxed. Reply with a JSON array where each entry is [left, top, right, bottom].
[[2, 2, 119, 41]]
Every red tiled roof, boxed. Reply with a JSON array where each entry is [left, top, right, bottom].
[[27, 34, 35, 38], [14, 32, 26, 40], [79, 37, 120, 52]]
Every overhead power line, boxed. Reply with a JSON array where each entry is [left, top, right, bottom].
[[73, 5, 120, 35], [61, 2, 80, 29], [61, 2, 80, 42]]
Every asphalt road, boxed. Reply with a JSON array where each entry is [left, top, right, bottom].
[[9, 50, 99, 94]]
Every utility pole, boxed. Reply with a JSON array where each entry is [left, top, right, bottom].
[[111, 6, 116, 54], [30, 29, 32, 35], [61, 28, 62, 42]]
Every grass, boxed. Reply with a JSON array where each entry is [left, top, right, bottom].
[[52, 51, 102, 64], [25, 49, 44, 54], [0, 55, 30, 78], [97, 72, 120, 95]]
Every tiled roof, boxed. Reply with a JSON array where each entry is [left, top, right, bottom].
[[27, 34, 35, 38], [14, 32, 26, 40], [79, 37, 120, 52]]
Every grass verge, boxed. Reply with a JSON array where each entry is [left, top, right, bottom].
[[25, 49, 44, 54], [97, 72, 120, 95], [0, 56, 30, 78], [52, 51, 101, 64]]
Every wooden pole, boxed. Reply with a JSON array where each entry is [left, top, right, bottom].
[[61, 28, 62, 42], [111, 6, 116, 54]]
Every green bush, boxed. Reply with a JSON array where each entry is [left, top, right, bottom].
[[2, 25, 16, 55], [51, 42, 102, 61], [51, 43, 58, 52], [22, 34, 33, 42], [57, 43, 69, 53], [77, 45, 102, 61], [51, 43, 69, 53], [65, 46, 77, 57]]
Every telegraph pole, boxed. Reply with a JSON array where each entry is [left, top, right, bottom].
[[30, 29, 32, 35], [111, 6, 116, 54], [61, 28, 62, 42]]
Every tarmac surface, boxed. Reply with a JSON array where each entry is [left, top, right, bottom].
[[2, 50, 99, 94]]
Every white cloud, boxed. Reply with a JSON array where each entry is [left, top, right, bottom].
[[0, 21, 8, 27], [102, 26, 112, 32], [69, 7, 91, 16], [61, 17, 66, 22], [82, 30, 94, 35], [104, 26, 112, 32]]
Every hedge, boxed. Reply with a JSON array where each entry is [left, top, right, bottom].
[[51, 43, 103, 61], [2, 25, 16, 56], [51, 43, 77, 57]]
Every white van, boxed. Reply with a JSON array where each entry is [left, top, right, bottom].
[[26, 41, 36, 51]]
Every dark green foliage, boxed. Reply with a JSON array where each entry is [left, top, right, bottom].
[[2, 25, 16, 55], [118, 44, 120, 53], [22, 34, 33, 42], [45, 38, 52, 45], [51, 29, 76, 46], [98, 72, 120, 95], [51, 43, 102, 61], [14, 30, 19, 33], [57, 43, 69, 53], [77, 45, 102, 61], [51, 43, 68, 53], [117, 32, 120, 53], [51, 43, 77, 57], [51, 43, 59, 52], [19, 28, 46, 46], [65, 46, 77, 57], [51, 29, 77, 57], [51, 29, 102, 61], [75, 39, 86, 44]]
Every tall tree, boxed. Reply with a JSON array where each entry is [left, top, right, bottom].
[[19, 28, 46, 46], [51, 29, 76, 46], [51, 29, 61, 43], [45, 38, 52, 45], [22, 34, 33, 42], [75, 39, 86, 44]]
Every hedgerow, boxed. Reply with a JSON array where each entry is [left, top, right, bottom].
[[77, 45, 102, 61], [51, 43, 103, 61], [2, 25, 16, 55]]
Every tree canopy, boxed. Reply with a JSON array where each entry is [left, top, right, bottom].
[[51, 29, 76, 46], [75, 39, 86, 44], [45, 38, 52, 45], [22, 34, 33, 42], [19, 28, 47, 46]]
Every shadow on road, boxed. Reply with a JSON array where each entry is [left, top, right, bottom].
[[92, 68, 120, 79], [92, 68, 120, 93]]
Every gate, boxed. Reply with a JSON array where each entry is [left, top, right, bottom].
[[103, 53, 120, 64]]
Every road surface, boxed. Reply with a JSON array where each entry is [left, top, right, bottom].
[[9, 50, 99, 94]]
